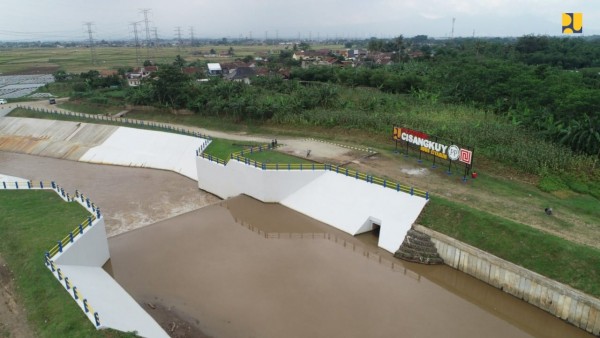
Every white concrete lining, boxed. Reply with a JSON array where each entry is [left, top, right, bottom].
[[80, 127, 208, 181]]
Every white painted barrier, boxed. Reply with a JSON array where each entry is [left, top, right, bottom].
[[196, 157, 428, 253]]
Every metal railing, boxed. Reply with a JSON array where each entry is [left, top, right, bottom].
[[45, 260, 101, 327], [200, 142, 429, 199], [1, 178, 103, 327], [16, 104, 211, 140]]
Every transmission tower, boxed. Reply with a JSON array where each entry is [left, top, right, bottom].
[[175, 26, 182, 54], [152, 27, 159, 48], [131, 22, 142, 66], [140, 9, 152, 59], [84, 22, 97, 65], [451, 17, 456, 39]]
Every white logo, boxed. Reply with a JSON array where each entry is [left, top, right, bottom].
[[448, 145, 460, 161]]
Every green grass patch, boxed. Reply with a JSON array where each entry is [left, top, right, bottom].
[[243, 150, 314, 164], [418, 196, 600, 298], [0, 190, 135, 337], [57, 102, 123, 115], [538, 174, 569, 193], [203, 138, 261, 160]]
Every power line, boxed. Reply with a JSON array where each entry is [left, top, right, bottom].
[[84, 22, 97, 65], [140, 9, 152, 60], [175, 26, 182, 54], [131, 22, 142, 66]]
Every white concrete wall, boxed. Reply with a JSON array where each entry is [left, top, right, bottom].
[[196, 157, 428, 253], [196, 158, 325, 201], [281, 172, 428, 253], [81, 127, 207, 180], [53, 218, 110, 267], [57, 265, 169, 338]]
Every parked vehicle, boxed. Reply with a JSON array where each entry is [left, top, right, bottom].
[[0, 99, 7, 104], [49, 98, 56, 104]]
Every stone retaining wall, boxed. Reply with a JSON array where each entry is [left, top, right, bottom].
[[414, 224, 600, 336]]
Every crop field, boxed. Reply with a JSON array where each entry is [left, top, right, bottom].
[[0, 44, 343, 74]]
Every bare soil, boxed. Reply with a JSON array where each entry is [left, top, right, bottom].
[[0, 255, 35, 338]]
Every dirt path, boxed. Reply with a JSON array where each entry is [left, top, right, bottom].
[[0, 255, 35, 338]]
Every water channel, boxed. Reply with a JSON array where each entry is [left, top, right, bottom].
[[0, 151, 593, 338]]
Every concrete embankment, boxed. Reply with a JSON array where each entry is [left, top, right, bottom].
[[0, 117, 207, 181], [415, 224, 600, 336]]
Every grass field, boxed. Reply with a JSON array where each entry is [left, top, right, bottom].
[[418, 196, 600, 298], [0, 190, 134, 338]]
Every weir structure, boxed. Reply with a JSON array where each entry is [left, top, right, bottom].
[[197, 144, 429, 254]]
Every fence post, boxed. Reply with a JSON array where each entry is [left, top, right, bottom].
[[396, 183, 400, 191], [86, 198, 90, 208], [52, 181, 56, 189], [96, 208, 101, 219], [426, 192, 429, 200], [27, 181, 31, 189], [83, 299, 89, 313], [57, 268, 63, 280], [65, 277, 70, 290], [50, 261, 56, 272], [88, 216, 93, 226], [15, 182, 18, 189], [410, 187, 414, 196], [384, 180, 387, 188], [276, 163, 279, 170], [69, 232, 74, 243], [2, 182, 5, 189], [79, 224, 83, 234], [73, 286, 78, 300], [40, 181, 44, 189], [58, 241, 63, 253], [94, 312, 100, 326]]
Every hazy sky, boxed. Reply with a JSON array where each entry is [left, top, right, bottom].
[[0, 0, 598, 41]]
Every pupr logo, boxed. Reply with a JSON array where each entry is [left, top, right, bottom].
[[562, 13, 583, 34]]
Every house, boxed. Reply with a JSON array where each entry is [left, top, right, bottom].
[[125, 66, 158, 87], [292, 50, 330, 61], [182, 67, 200, 76], [207, 63, 222, 76], [225, 67, 256, 84], [220, 62, 251, 74]]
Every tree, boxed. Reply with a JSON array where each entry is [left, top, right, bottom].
[[53, 70, 68, 82], [298, 42, 310, 51], [209, 48, 217, 55], [143, 60, 153, 67], [151, 64, 192, 108], [228, 47, 235, 56], [173, 55, 186, 68]]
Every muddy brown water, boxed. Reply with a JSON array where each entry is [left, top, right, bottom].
[[0, 151, 593, 338]]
